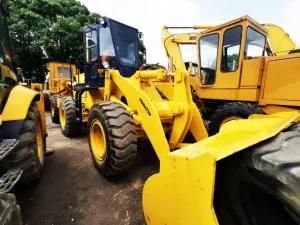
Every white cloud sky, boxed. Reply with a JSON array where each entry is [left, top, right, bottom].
[[80, 0, 300, 65]]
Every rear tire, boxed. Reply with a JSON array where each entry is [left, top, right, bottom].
[[88, 101, 137, 177], [50, 95, 59, 124], [209, 102, 263, 135], [214, 125, 300, 225], [43, 93, 50, 111], [59, 96, 80, 137], [4, 103, 45, 183]]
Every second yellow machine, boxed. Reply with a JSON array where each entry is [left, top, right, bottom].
[[175, 16, 300, 134], [59, 17, 300, 225]]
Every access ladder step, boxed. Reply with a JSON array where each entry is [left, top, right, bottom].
[[0, 169, 23, 193], [0, 139, 19, 161]]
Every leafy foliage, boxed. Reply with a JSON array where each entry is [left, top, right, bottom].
[[8, 0, 100, 82], [8, 0, 146, 82]]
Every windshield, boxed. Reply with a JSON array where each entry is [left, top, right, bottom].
[[110, 20, 138, 68], [245, 27, 266, 57], [85, 30, 98, 63], [57, 66, 71, 79], [199, 34, 219, 85], [99, 27, 115, 57]]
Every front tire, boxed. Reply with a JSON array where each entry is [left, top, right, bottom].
[[59, 96, 80, 137], [4, 103, 45, 183], [214, 125, 300, 225], [209, 102, 263, 135], [88, 101, 137, 177]]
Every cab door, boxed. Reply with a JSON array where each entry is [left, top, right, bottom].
[[216, 25, 244, 88], [198, 24, 245, 89]]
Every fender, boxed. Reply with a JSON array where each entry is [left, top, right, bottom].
[[2, 85, 40, 122], [0, 85, 40, 139]]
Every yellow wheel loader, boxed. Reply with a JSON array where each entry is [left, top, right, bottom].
[[46, 61, 89, 137], [0, 2, 46, 224], [65, 17, 300, 224], [46, 62, 77, 124], [169, 16, 300, 135]]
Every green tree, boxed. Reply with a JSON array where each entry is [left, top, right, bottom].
[[8, 0, 146, 82], [8, 0, 100, 82], [139, 39, 146, 66]]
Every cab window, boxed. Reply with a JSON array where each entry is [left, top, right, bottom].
[[99, 27, 115, 57], [85, 30, 98, 63], [57, 67, 71, 79], [245, 27, 266, 58], [199, 33, 219, 85], [221, 26, 242, 72]]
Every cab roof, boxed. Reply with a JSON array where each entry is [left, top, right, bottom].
[[201, 15, 268, 35]]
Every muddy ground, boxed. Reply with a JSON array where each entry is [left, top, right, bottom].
[[15, 113, 159, 225]]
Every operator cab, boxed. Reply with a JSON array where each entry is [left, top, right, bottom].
[[197, 16, 267, 89], [83, 17, 140, 88]]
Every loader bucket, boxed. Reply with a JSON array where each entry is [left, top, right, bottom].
[[143, 111, 300, 225]]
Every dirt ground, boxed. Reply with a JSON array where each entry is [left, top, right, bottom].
[[15, 113, 158, 225]]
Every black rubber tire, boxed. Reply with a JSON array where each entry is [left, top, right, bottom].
[[214, 125, 300, 225], [50, 95, 59, 124], [59, 96, 80, 137], [88, 101, 137, 177], [43, 93, 50, 111], [0, 193, 22, 225], [209, 102, 263, 135], [4, 103, 45, 183]]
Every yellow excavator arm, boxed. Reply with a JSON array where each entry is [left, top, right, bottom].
[[263, 24, 297, 55]]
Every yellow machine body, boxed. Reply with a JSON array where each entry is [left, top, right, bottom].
[[47, 62, 89, 123], [176, 16, 300, 114], [2, 85, 40, 121], [0, 59, 45, 125], [48, 62, 77, 95], [80, 17, 300, 224], [98, 63, 300, 225], [18, 80, 47, 131], [85, 21, 300, 224]]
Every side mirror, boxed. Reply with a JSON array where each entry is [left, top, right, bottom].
[[138, 32, 144, 39], [12, 55, 20, 67], [99, 17, 107, 28], [16, 68, 24, 82]]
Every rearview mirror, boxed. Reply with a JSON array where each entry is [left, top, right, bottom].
[[12, 55, 20, 67]]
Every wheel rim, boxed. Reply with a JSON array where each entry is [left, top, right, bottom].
[[221, 116, 242, 126], [36, 119, 44, 164], [90, 119, 106, 161], [59, 105, 66, 129]]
